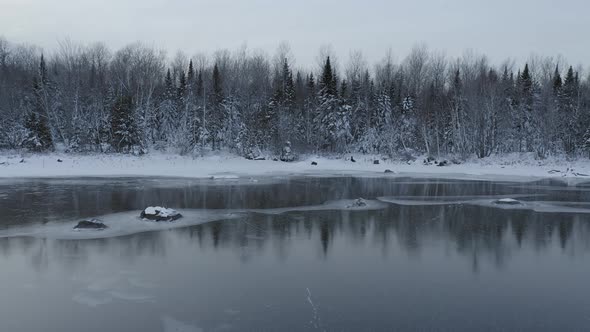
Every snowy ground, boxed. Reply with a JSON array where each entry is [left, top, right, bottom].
[[1, 152, 590, 184]]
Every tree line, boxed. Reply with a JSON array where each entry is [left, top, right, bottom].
[[1, 37, 589, 159]]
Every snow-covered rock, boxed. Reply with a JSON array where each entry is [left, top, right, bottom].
[[384, 169, 394, 173], [346, 198, 368, 208], [140, 207, 182, 222], [279, 141, 296, 162], [494, 198, 522, 205], [74, 219, 107, 230], [244, 147, 264, 160], [423, 156, 436, 165]]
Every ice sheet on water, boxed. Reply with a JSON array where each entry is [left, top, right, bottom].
[[145, 176, 280, 188], [378, 198, 464, 206], [469, 199, 590, 214], [507, 184, 590, 192], [251, 198, 388, 215], [377, 194, 542, 206], [0, 209, 242, 240], [378, 195, 590, 214], [0, 198, 387, 239]]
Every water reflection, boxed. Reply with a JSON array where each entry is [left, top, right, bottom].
[[3, 205, 588, 275]]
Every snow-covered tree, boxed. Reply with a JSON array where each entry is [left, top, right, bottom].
[[110, 95, 142, 153]]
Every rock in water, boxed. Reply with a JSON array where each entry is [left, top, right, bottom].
[[140, 207, 183, 221], [384, 169, 394, 173], [347, 198, 368, 208], [494, 198, 521, 205], [74, 219, 107, 230]]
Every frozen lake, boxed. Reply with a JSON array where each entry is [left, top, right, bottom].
[[1, 176, 590, 331]]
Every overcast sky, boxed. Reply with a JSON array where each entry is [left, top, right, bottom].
[[0, 0, 587, 69]]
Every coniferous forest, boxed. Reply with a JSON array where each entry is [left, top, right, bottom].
[[1, 37, 589, 160]]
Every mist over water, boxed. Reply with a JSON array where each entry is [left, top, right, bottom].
[[1, 176, 590, 331]]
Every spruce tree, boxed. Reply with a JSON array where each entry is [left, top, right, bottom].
[[319, 57, 337, 97], [111, 95, 140, 153], [517, 64, 535, 152], [315, 57, 349, 151], [210, 63, 224, 150], [25, 58, 54, 152], [553, 66, 562, 94], [561, 66, 579, 155], [212, 64, 223, 105], [177, 71, 187, 101], [447, 69, 466, 154], [187, 60, 195, 85], [156, 69, 178, 146], [303, 73, 316, 145]]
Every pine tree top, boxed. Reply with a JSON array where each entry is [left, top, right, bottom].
[[320, 57, 337, 96], [187, 60, 195, 83], [553, 65, 562, 92], [212, 63, 223, 104]]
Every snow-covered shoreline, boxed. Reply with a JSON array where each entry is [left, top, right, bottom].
[[1, 152, 590, 184]]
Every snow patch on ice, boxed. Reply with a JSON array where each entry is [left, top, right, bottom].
[[495, 198, 521, 205], [143, 206, 179, 218]]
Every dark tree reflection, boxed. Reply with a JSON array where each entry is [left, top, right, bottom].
[[1, 177, 590, 273]]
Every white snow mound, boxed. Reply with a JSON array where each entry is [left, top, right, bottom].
[[495, 198, 521, 205], [144, 206, 179, 218]]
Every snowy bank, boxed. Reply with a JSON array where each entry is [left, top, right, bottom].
[[1, 152, 590, 183]]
